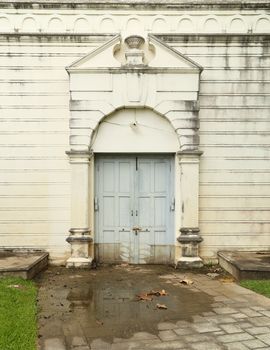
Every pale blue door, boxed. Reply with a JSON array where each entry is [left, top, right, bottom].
[[95, 155, 174, 264]]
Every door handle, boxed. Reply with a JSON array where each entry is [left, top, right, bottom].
[[132, 226, 142, 236], [132, 226, 142, 231], [170, 197, 175, 211], [94, 197, 99, 211]]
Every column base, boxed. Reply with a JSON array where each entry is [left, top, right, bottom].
[[176, 256, 203, 269], [66, 257, 93, 268]]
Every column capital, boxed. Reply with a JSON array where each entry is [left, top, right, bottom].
[[177, 150, 203, 159], [177, 150, 203, 164], [69, 227, 91, 235], [66, 150, 93, 164]]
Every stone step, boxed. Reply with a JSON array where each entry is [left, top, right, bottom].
[[218, 250, 270, 280], [0, 250, 49, 279]]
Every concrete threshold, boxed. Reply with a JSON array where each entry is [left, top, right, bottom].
[[218, 250, 270, 280], [0, 250, 49, 279]]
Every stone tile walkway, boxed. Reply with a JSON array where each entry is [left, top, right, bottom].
[[37, 266, 270, 350]]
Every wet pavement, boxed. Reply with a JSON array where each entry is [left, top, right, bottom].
[[36, 265, 270, 350]]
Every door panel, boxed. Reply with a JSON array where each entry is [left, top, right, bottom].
[[96, 156, 135, 263], [95, 155, 174, 264], [136, 157, 173, 263]]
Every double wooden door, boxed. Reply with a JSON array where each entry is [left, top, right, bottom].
[[94, 155, 174, 264]]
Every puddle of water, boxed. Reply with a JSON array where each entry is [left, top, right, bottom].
[[37, 266, 213, 344]]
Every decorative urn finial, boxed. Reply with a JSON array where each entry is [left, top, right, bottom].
[[124, 35, 145, 65], [125, 35, 145, 50]]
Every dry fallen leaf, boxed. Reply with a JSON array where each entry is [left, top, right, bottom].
[[8, 284, 24, 289], [159, 289, 168, 296], [136, 293, 153, 301], [179, 278, 194, 285], [148, 289, 168, 297], [156, 303, 167, 310]]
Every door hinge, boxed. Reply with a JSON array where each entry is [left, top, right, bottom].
[[170, 197, 175, 211], [94, 197, 99, 211]]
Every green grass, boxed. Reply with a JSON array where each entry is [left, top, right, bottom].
[[0, 277, 37, 350], [240, 280, 270, 298]]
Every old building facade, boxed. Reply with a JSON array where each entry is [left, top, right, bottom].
[[0, 0, 269, 266]]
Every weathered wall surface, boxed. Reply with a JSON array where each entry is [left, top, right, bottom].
[[168, 35, 270, 259], [0, 1, 269, 263], [0, 36, 102, 263]]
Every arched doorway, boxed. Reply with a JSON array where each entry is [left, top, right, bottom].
[[92, 108, 178, 263], [65, 34, 204, 268]]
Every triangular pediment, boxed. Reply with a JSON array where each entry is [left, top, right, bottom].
[[67, 35, 121, 70], [67, 33, 202, 72], [148, 35, 202, 71]]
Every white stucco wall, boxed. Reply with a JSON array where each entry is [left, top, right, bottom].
[[0, 1, 269, 263], [170, 37, 270, 259]]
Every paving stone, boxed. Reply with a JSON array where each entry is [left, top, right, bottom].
[[242, 339, 268, 349], [157, 322, 178, 330], [237, 322, 253, 329], [217, 332, 254, 343], [114, 333, 158, 343], [192, 315, 206, 323], [131, 332, 159, 341], [214, 296, 231, 302], [44, 338, 66, 350], [239, 308, 262, 317], [111, 340, 161, 350], [175, 320, 191, 328], [231, 313, 249, 319], [223, 284, 254, 295], [174, 328, 194, 336], [245, 326, 270, 335], [183, 334, 211, 343], [219, 324, 243, 334], [71, 337, 88, 347], [250, 316, 270, 327], [206, 316, 237, 324], [158, 330, 180, 341], [212, 303, 227, 308], [91, 339, 111, 350], [259, 310, 270, 317], [251, 307, 266, 311], [224, 342, 249, 350], [203, 311, 216, 317], [255, 334, 270, 345], [38, 267, 270, 350], [190, 342, 225, 350], [203, 288, 221, 296], [146, 340, 187, 349], [214, 307, 238, 315], [192, 322, 221, 333]]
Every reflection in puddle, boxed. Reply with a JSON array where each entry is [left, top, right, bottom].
[[59, 267, 214, 343]]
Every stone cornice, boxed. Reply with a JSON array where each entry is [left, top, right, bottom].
[[67, 67, 201, 74], [177, 150, 203, 158], [157, 34, 270, 44], [0, 34, 269, 44], [0, 0, 270, 10], [66, 150, 93, 163]]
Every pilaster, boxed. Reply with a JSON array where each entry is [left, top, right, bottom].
[[66, 150, 93, 268], [176, 150, 204, 268]]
